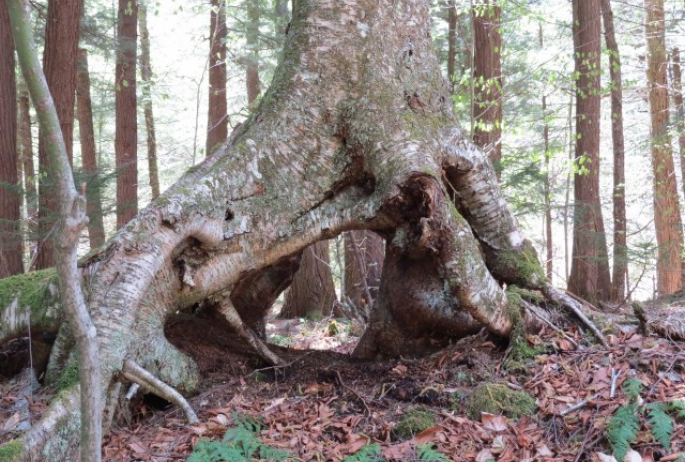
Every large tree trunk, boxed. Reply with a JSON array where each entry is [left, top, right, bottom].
[[0, 1, 24, 279], [1, 1, 588, 459], [34, 0, 83, 270], [207, 0, 228, 157], [471, 0, 502, 174], [138, 3, 160, 200], [567, 0, 611, 304], [280, 241, 338, 319], [601, 0, 628, 304], [76, 48, 107, 249], [115, 0, 138, 229], [446, 0, 457, 93], [645, 0, 684, 295]]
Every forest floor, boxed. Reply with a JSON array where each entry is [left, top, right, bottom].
[[2, 303, 685, 462]]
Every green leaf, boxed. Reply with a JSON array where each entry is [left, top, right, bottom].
[[416, 444, 451, 461], [607, 404, 640, 462], [647, 403, 673, 451], [623, 379, 644, 400]]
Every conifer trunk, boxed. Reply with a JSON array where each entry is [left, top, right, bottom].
[[645, 0, 684, 295], [76, 49, 106, 248], [568, 0, 611, 304], [115, 0, 139, 229], [207, 0, 228, 156]]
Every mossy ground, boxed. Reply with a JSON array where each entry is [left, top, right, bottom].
[[464, 383, 536, 420], [392, 406, 437, 441], [0, 440, 23, 462]]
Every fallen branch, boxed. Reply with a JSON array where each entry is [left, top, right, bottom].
[[122, 359, 199, 424], [560, 393, 600, 416]]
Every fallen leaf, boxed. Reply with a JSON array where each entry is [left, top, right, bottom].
[[623, 449, 642, 462], [481, 413, 508, 431], [595, 453, 618, 462], [476, 448, 495, 462]]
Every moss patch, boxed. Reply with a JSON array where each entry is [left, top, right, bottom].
[[392, 406, 437, 441], [465, 383, 536, 420], [0, 440, 24, 462], [496, 242, 546, 288], [56, 360, 80, 391], [503, 287, 546, 372], [0, 268, 57, 311]]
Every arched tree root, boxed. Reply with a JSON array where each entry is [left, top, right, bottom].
[[121, 359, 199, 424]]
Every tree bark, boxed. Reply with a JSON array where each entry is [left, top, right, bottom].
[[645, 0, 684, 295], [138, 3, 160, 200], [207, 0, 228, 157], [274, 0, 289, 35], [34, 0, 83, 270], [76, 48, 107, 249], [1, 1, 588, 458], [115, 0, 138, 229], [344, 231, 384, 312], [673, 48, 685, 210], [0, 1, 24, 279], [246, 0, 261, 105], [540, 26, 553, 282], [280, 241, 338, 319], [471, 0, 502, 174], [601, 0, 628, 304], [447, 0, 457, 92], [567, 0, 611, 304]]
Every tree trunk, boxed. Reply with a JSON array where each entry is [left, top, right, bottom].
[[280, 241, 338, 319], [0, 1, 24, 279], [76, 48, 106, 249], [567, 0, 611, 304], [275, 0, 289, 35], [138, 3, 160, 200], [645, 0, 684, 295], [539, 26, 553, 282], [207, 0, 228, 157], [246, 0, 261, 105], [447, 0, 457, 92], [1, 1, 592, 459], [344, 231, 384, 313], [34, 0, 83, 270], [601, 0, 628, 304], [471, 0, 502, 174], [673, 48, 685, 208], [115, 0, 138, 229]]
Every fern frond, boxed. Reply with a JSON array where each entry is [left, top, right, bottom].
[[647, 403, 673, 451], [416, 444, 452, 461], [259, 444, 295, 462], [607, 404, 640, 462], [622, 379, 644, 400], [341, 443, 384, 462]]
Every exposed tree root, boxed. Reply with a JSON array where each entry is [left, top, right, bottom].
[[121, 359, 199, 424], [542, 285, 609, 348]]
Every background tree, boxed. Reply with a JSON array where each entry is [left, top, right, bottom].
[[138, 2, 160, 200], [472, 0, 502, 174], [645, 0, 683, 295], [279, 241, 338, 319], [567, 0, 611, 304], [34, 0, 83, 269], [18, 87, 37, 244], [0, 1, 24, 278], [77, 48, 106, 248], [601, 0, 628, 303], [245, 0, 261, 105], [115, 0, 138, 229], [207, 0, 228, 156]]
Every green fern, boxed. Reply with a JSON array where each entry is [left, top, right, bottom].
[[607, 404, 640, 462], [647, 403, 673, 451], [187, 413, 296, 462], [622, 379, 644, 400], [416, 444, 452, 461], [341, 443, 385, 462]]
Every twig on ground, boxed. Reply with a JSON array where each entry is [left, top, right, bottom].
[[610, 368, 621, 399], [335, 370, 370, 416], [522, 300, 581, 349], [560, 393, 600, 416]]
